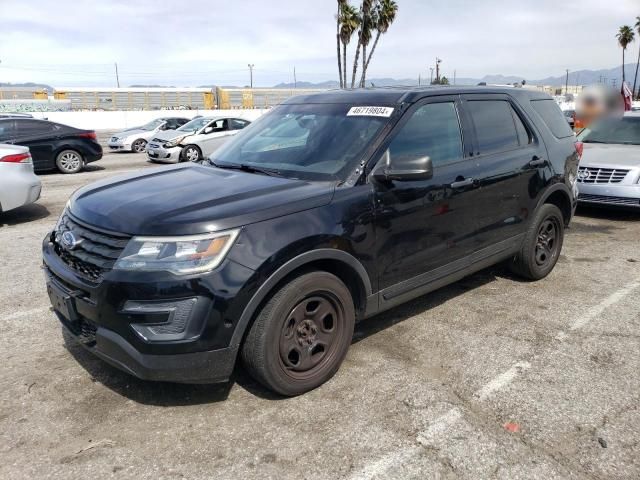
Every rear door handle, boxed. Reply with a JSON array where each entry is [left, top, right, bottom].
[[450, 178, 476, 188], [529, 156, 547, 167]]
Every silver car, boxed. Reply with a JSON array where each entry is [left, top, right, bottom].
[[0, 144, 42, 213], [146, 116, 250, 163], [108, 117, 190, 153], [576, 113, 640, 209]]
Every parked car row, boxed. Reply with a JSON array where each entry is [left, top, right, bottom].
[[108, 117, 191, 153]]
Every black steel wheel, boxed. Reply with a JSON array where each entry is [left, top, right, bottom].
[[510, 204, 564, 280], [242, 271, 355, 396]]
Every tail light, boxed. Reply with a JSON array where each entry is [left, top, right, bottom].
[[575, 141, 583, 160], [78, 131, 97, 140], [0, 152, 32, 163]]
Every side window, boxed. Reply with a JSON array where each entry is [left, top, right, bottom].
[[388, 102, 463, 167], [467, 100, 522, 155], [530, 99, 574, 138], [231, 119, 249, 130], [0, 120, 16, 141], [512, 110, 531, 146], [210, 119, 227, 131]]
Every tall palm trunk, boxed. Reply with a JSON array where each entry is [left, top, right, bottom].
[[336, 4, 343, 88], [342, 42, 348, 89], [360, 44, 367, 87], [360, 31, 381, 88], [622, 49, 626, 83], [633, 46, 640, 99], [351, 42, 362, 88]]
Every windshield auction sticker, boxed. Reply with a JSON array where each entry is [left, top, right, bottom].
[[347, 106, 395, 117]]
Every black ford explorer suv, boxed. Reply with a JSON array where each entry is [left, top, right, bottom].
[[43, 87, 579, 396]]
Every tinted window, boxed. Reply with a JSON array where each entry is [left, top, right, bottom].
[[467, 100, 520, 154], [231, 119, 249, 130], [15, 120, 60, 136], [531, 99, 574, 138], [388, 102, 463, 167], [0, 120, 17, 140], [513, 110, 531, 146]]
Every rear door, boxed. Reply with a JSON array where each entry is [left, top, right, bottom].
[[461, 94, 549, 249], [11, 120, 61, 171]]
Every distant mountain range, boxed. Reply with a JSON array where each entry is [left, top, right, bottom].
[[275, 64, 640, 89], [2, 64, 638, 91]]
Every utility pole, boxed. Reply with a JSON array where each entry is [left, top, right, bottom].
[[418, 74, 421, 86], [565, 69, 569, 95], [293, 66, 297, 89], [453, 69, 456, 85], [114, 62, 120, 88], [435, 57, 442, 84], [248, 64, 255, 89], [429, 68, 434, 84]]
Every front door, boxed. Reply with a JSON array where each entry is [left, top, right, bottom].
[[372, 96, 481, 305]]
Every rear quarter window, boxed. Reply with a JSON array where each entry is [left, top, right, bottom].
[[530, 99, 574, 139]]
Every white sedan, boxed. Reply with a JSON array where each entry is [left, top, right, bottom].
[[0, 144, 42, 213], [146, 117, 250, 163]]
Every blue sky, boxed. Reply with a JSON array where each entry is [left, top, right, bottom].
[[0, 0, 638, 87]]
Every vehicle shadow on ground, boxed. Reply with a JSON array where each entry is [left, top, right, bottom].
[[0, 203, 50, 227], [64, 266, 507, 405]]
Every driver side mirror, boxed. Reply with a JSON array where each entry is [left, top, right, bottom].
[[373, 150, 433, 182]]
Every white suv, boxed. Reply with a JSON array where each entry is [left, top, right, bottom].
[[146, 117, 250, 163]]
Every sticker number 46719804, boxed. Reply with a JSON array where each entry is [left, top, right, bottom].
[[347, 106, 395, 117]]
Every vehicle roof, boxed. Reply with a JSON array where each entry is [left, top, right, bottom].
[[281, 86, 551, 105]]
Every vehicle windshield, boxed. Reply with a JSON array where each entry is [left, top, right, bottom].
[[139, 119, 165, 131], [209, 104, 392, 181], [577, 116, 640, 145], [177, 117, 213, 132]]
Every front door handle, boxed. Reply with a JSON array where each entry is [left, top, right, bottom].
[[450, 178, 475, 189], [529, 156, 547, 167]]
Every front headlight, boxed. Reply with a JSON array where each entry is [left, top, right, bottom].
[[113, 229, 240, 275], [164, 136, 186, 148]]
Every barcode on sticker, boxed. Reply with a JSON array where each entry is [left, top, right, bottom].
[[347, 106, 394, 117]]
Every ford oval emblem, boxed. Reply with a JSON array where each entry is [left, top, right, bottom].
[[61, 231, 80, 250]]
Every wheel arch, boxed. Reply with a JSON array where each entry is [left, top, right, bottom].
[[229, 249, 373, 348], [536, 183, 574, 226]]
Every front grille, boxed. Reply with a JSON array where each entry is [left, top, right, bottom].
[[53, 213, 130, 282], [579, 193, 640, 206], [111, 137, 118, 142], [577, 166, 629, 184]]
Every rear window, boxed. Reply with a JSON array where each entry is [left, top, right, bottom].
[[530, 99, 574, 138]]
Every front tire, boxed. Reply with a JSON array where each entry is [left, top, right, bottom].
[[131, 139, 147, 153], [241, 272, 355, 396], [181, 145, 202, 163], [510, 204, 564, 280], [55, 149, 84, 174]]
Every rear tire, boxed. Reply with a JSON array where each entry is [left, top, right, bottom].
[[55, 149, 84, 174], [131, 139, 147, 153], [510, 204, 564, 280], [241, 272, 355, 396], [181, 145, 202, 163]]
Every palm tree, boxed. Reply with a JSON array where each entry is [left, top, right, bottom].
[[616, 25, 635, 84], [351, 1, 374, 88], [336, 1, 346, 88], [360, 0, 398, 88], [340, 4, 360, 89], [633, 17, 640, 99], [357, 1, 377, 87]]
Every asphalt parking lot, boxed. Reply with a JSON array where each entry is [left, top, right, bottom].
[[1, 149, 639, 480]]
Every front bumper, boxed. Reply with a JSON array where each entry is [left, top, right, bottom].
[[577, 183, 640, 208], [146, 143, 182, 163], [42, 233, 255, 383], [108, 138, 132, 151]]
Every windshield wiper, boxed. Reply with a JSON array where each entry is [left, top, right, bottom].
[[210, 161, 283, 177]]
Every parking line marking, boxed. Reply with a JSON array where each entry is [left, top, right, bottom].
[[3, 306, 50, 322], [350, 277, 640, 480]]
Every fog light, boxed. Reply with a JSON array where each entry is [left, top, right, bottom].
[[123, 298, 198, 342]]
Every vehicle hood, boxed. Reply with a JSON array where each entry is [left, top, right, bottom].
[[151, 130, 194, 142], [69, 164, 335, 235], [580, 143, 640, 169]]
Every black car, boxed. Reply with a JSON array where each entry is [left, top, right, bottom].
[[0, 118, 102, 173], [43, 87, 579, 396]]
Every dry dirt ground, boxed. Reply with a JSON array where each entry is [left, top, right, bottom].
[[1, 147, 639, 479]]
